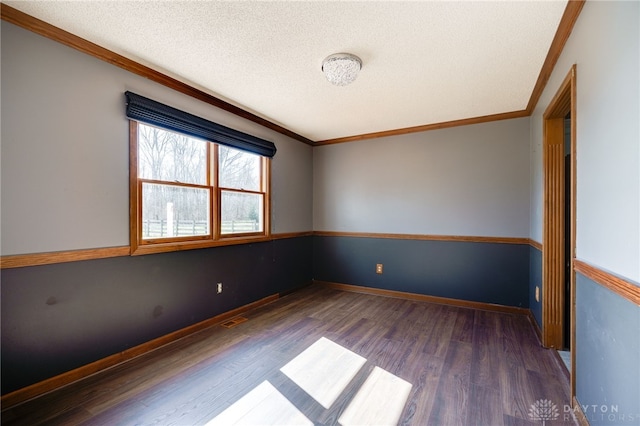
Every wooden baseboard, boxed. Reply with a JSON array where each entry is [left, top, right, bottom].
[[527, 310, 543, 344], [279, 281, 312, 297], [572, 396, 590, 426], [550, 346, 571, 381], [1, 293, 280, 409], [314, 280, 530, 316]]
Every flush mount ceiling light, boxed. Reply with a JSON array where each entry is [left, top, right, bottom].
[[322, 53, 362, 86]]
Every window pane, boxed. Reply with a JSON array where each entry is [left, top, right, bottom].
[[221, 190, 263, 234], [219, 146, 260, 191], [138, 123, 207, 185], [142, 183, 210, 239]]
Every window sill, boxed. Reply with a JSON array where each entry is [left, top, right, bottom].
[[131, 234, 273, 256]]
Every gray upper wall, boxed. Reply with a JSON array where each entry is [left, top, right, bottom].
[[1, 21, 313, 256], [530, 0, 639, 282], [313, 117, 531, 238], [1, 16, 532, 256]]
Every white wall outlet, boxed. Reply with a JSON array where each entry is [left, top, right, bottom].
[[217, 283, 223, 294], [535, 286, 540, 302], [376, 264, 383, 274]]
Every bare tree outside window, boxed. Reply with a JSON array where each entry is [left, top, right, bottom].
[[138, 124, 209, 239], [138, 124, 207, 184], [132, 122, 268, 246], [219, 145, 260, 191], [129, 103, 271, 254], [219, 146, 263, 234]]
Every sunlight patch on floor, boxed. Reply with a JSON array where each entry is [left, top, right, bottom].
[[204, 381, 312, 426], [280, 336, 367, 409], [338, 366, 413, 426], [206, 337, 412, 425]]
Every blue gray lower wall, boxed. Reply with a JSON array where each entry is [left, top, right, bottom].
[[529, 245, 543, 328], [0, 235, 538, 396], [575, 273, 640, 425], [0, 236, 312, 394], [313, 236, 529, 308]]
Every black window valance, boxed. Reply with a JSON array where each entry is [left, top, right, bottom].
[[125, 91, 276, 158]]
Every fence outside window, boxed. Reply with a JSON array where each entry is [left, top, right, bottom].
[[142, 219, 258, 238]]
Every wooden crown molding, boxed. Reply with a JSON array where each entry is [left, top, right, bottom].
[[0, 3, 314, 146], [574, 259, 640, 306], [315, 110, 528, 146], [527, 1, 585, 114], [2, 2, 585, 147], [316, 0, 585, 146]]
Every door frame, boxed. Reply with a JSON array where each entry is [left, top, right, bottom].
[[542, 64, 577, 397]]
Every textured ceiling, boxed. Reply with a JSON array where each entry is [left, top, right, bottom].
[[5, 1, 568, 142]]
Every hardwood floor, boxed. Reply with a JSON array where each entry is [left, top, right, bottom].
[[1, 285, 576, 425]]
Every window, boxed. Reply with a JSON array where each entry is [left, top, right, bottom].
[[219, 145, 264, 235], [126, 92, 273, 254]]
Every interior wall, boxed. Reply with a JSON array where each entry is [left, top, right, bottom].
[[312, 117, 531, 306], [528, 245, 542, 327], [1, 237, 312, 394], [313, 235, 529, 307], [575, 274, 640, 425], [529, 1, 639, 420], [0, 21, 313, 256], [0, 21, 313, 394], [314, 117, 531, 237], [530, 1, 639, 281]]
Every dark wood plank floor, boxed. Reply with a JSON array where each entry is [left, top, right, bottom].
[[2, 285, 576, 425]]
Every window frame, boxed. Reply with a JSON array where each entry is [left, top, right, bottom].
[[129, 121, 271, 255]]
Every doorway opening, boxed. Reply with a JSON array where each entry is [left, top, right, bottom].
[[563, 113, 571, 351], [542, 65, 576, 396]]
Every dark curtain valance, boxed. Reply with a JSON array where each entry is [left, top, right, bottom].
[[125, 91, 276, 158]]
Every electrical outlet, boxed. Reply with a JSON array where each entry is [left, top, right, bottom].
[[376, 264, 383, 274], [535, 286, 540, 302], [217, 283, 223, 294]]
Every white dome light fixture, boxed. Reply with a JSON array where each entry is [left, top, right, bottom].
[[322, 53, 362, 86]]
